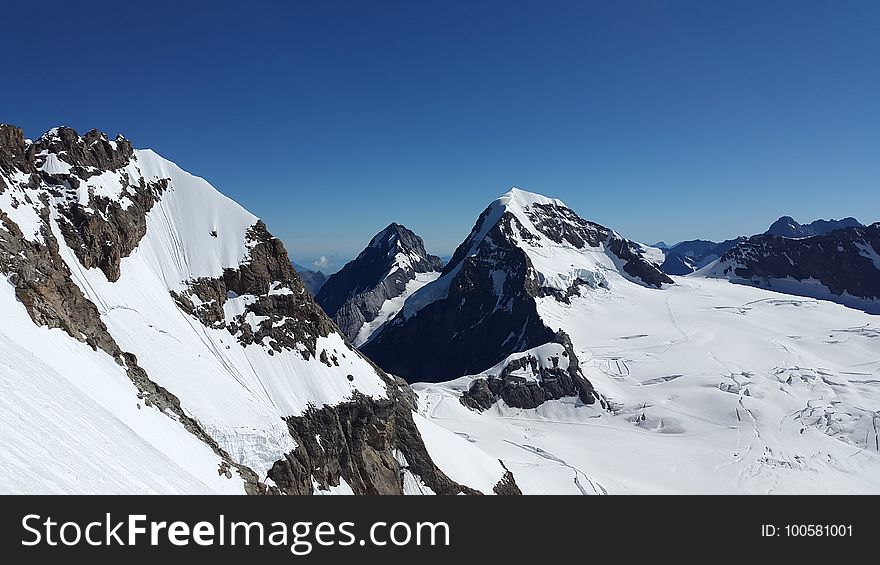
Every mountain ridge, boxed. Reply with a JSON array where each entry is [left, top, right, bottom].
[[0, 124, 518, 495], [316, 222, 442, 345]]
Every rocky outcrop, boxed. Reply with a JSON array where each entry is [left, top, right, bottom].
[[656, 215, 865, 277], [33, 127, 134, 175], [268, 389, 520, 495], [0, 124, 35, 178], [54, 176, 168, 281], [1, 124, 161, 282], [1, 201, 118, 354], [170, 221, 521, 495], [316, 223, 442, 342], [524, 201, 671, 288], [607, 236, 673, 288], [171, 222, 338, 359], [461, 334, 601, 411]]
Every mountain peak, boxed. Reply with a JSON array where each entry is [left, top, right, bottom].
[[367, 222, 429, 256], [316, 222, 442, 342], [368, 222, 406, 247], [497, 187, 567, 211]]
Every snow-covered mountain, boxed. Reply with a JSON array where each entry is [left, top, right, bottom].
[[0, 125, 518, 495], [292, 261, 327, 295], [705, 223, 880, 313], [316, 223, 443, 345], [362, 188, 671, 388], [766, 215, 863, 238], [390, 190, 880, 494]]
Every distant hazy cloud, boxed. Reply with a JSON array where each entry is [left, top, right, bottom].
[[312, 255, 331, 270]]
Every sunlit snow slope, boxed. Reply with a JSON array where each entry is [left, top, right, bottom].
[[0, 126, 510, 494], [410, 190, 880, 494]]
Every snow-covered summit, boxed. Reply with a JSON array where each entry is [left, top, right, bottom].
[[497, 187, 567, 209], [362, 187, 670, 383]]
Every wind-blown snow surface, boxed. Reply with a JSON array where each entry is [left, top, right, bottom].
[[0, 282, 243, 494], [415, 277, 880, 494], [0, 137, 508, 494]]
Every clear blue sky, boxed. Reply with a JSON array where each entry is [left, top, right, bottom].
[[2, 1, 878, 272]]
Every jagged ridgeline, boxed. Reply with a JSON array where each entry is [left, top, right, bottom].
[[706, 225, 880, 312], [0, 125, 519, 495], [362, 188, 671, 409], [316, 222, 443, 346]]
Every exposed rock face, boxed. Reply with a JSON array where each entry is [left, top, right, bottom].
[[460, 336, 600, 411], [1, 124, 164, 282], [657, 216, 865, 276], [268, 390, 519, 495], [54, 176, 168, 282], [170, 222, 519, 494], [1, 203, 118, 355], [710, 224, 880, 308], [316, 223, 442, 343], [0, 124, 34, 178], [766, 215, 863, 239], [171, 222, 339, 359], [362, 189, 669, 384], [170, 222, 519, 495]]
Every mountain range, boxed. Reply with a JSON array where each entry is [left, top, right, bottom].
[[766, 215, 863, 238], [657, 216, 865, 275], [1, 124, 878, 495]]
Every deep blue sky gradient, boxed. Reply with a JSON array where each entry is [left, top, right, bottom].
[[2, 1, 878, 271]]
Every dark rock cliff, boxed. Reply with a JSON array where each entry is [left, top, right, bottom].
[[316, 223, 442, 342], [713, 224, 880, 308]]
